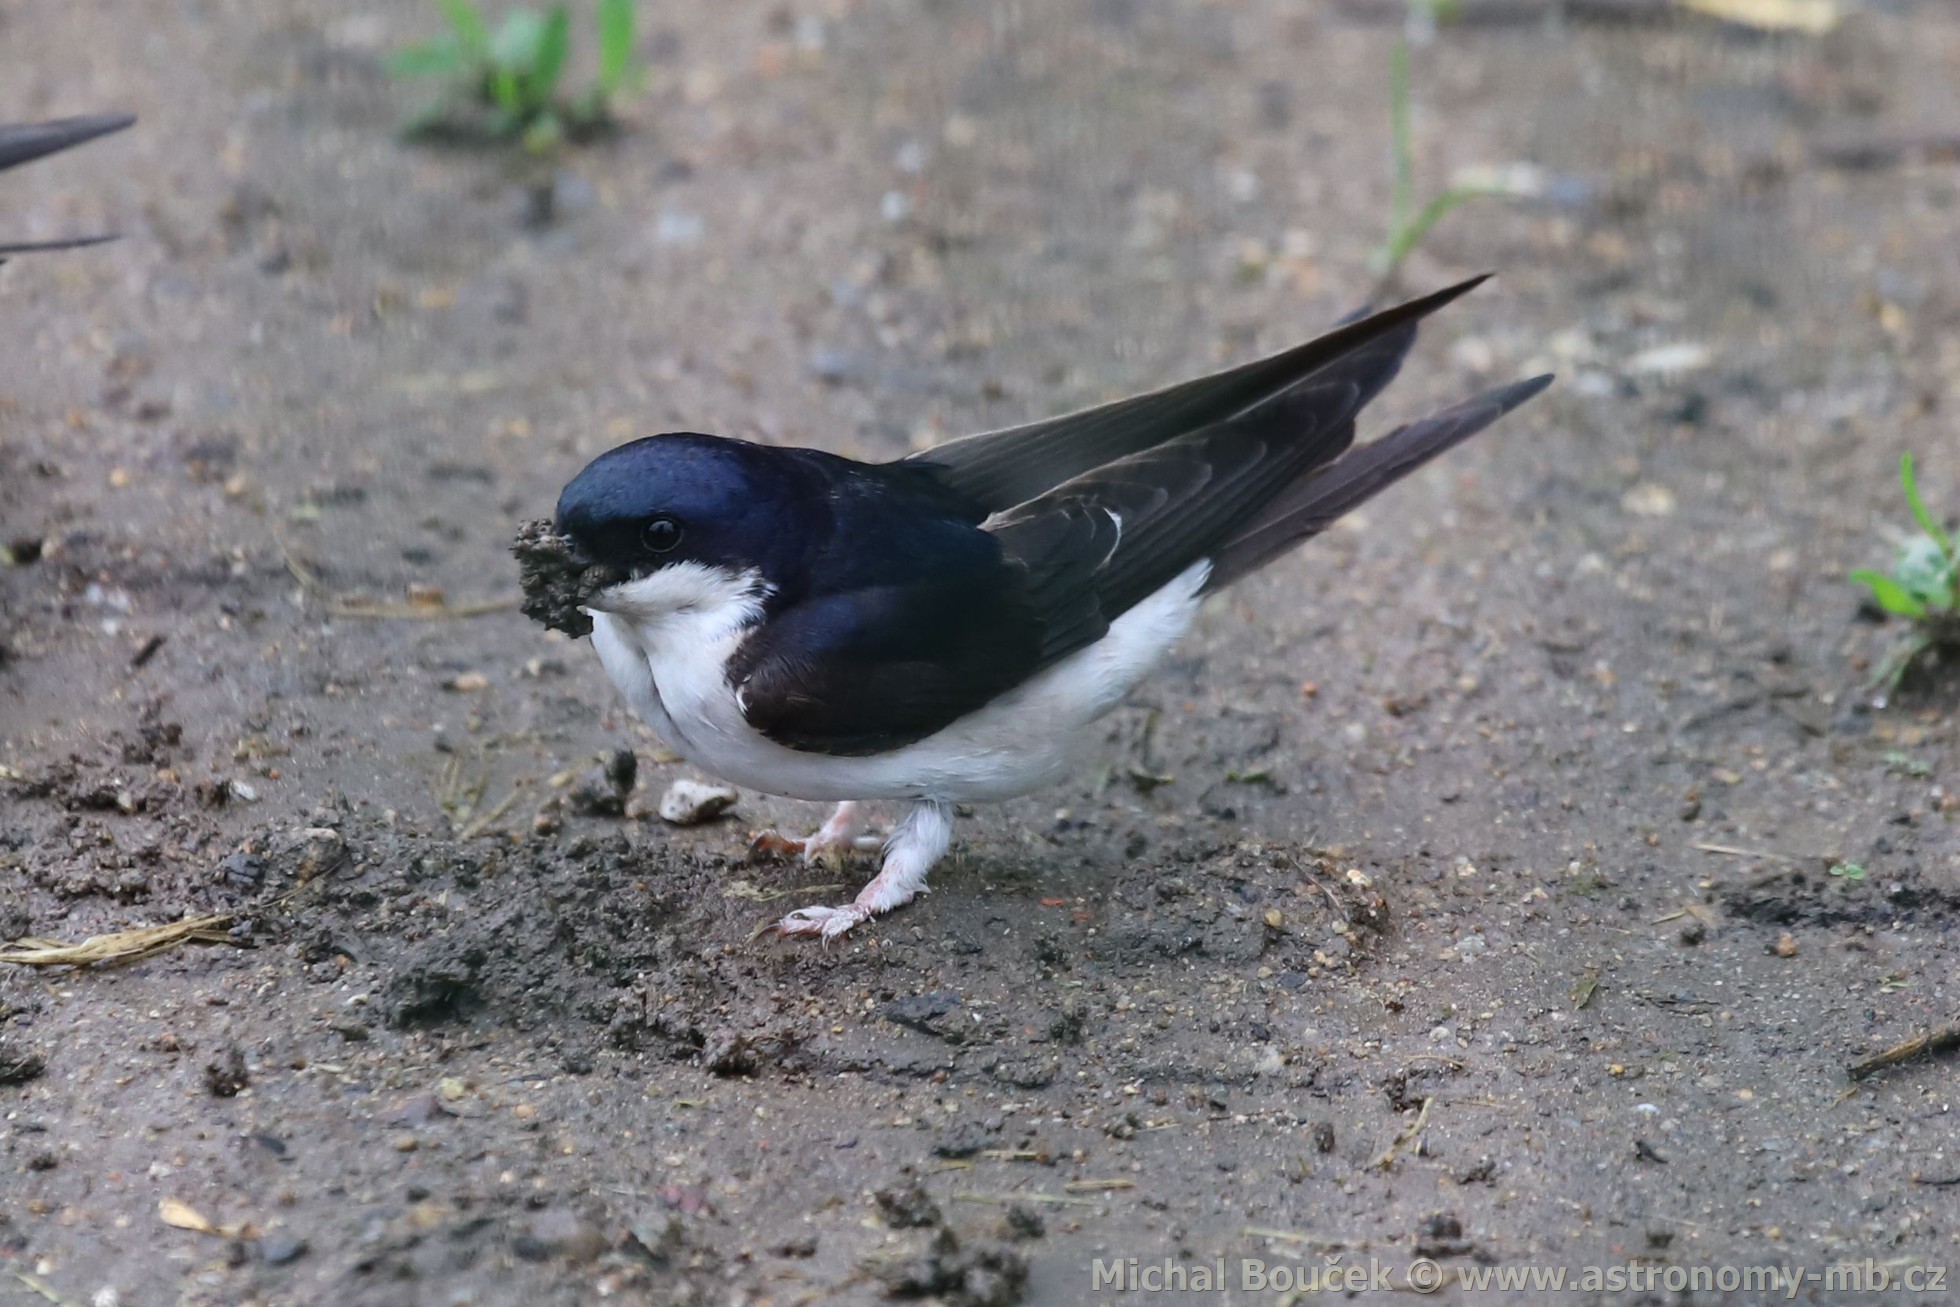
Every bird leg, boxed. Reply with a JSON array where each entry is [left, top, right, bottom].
[[768, 800, 953, 942], [748, 800, 881, 868]]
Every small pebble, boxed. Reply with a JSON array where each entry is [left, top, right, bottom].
[[875, 1184, 941, 1229], [203, 1048, 249, 1098], [702, 1029, 758, 1077], [518, 1208, 606, 1263], [293, 828, 346, 881], [658, 779, 738, 825], [259, 1234, 308, 1266]]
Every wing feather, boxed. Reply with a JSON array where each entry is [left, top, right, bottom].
[[987, 365, 1386, 664], [0, 114, 134, 172], [904, 275, 1484, 510], [730, 575, 1043, 755]]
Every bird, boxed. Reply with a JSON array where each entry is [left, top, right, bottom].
[[525, 275, 1550, 941], [0, 113, 135, 257]]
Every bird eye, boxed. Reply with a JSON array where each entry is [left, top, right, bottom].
[[641, 515, 684, 554]]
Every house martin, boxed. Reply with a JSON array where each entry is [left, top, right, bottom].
[[516, 275, 1550, 940]]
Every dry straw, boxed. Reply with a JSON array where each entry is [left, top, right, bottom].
[[0, 913, 234, 969]]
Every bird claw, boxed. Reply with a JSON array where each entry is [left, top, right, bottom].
[[768, 902, 871, 942]]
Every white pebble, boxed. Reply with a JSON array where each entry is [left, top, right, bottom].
[[1626, 341, 1711, 376], [657, 779, 738, 826]]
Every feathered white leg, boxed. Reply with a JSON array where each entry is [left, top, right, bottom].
[[769, 800, 953, 942]]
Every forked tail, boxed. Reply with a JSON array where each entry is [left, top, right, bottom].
[[1205, 373, 1553, 590]]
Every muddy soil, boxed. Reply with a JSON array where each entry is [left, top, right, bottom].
[[5, 2, 1960, 1304]]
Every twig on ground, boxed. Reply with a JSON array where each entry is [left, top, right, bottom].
[[331, 595, 518, 620], [1692, 842, 1799, 863], [1847, 1024, 1960, 1081], [949, 1190, 1102, 1208], [1371, 1095, 1434, 1169]]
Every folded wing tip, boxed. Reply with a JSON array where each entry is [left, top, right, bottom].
[[1499, 372, 1556, 406], [0, 112, 138, 173]]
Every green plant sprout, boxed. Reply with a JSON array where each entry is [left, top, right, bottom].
[[1369, 39, 1527, 292], [392, 0, 642, 151], [1827, 861, 1866, 884], [1849, 454, 1960, 694]]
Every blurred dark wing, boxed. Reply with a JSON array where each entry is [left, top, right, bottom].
[[903, 275, 1488, 512], [0, 114, 134, 172], [0, 234, 119, 255], [730, 575, 1043, 755], [0, 113, 135, 259]]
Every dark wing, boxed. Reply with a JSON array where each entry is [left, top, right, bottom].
[[902, 275, 1488, 511], [1207, 375, 1553, 589], [0, 114, 134, 172], [729, 571, 1043, 756], [986, 329, 1420, 665], [0, 234, 120, 256], [0, 113, 135, 258]]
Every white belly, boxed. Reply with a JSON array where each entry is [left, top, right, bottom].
[[589, 561, 1210, 803]]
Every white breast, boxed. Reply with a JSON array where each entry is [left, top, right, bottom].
[[588, 559, 1210, 804]]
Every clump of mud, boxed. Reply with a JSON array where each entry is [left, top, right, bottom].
[[512, 520, 624, 638]]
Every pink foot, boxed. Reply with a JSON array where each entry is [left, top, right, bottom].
[[765, 801, 953, 944], [769, 903, 872, 942]]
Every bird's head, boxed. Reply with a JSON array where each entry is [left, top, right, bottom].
[[552, 433, 810, 631]]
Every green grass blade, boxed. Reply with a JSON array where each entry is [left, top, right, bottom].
[[1900, 454, 1954, 557], [597, 0, 637, 97], [490, 67, 524, 115], [532, 6, 571, 101], [1402, 187, 1488, 258], [1388, 40, 1414, 240], [390, 37, 464, 78], [439, 0, 492, 59], [1850, 569, 1928, 619], [1375, 185, 1495, 281], [1864, 631, 1935, 694]]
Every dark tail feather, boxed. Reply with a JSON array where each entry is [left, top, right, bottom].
[[0, 234, 120, 256], [0, 114, 135, 172], [0, 114, 136, 261], [1205, 374, 1553, 590], [907, 275, 1492, 511]]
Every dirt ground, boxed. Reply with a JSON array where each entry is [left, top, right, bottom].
[[5, 1, 1960, 1303]]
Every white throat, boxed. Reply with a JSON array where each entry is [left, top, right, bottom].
[[588, 562, 769, 661]]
